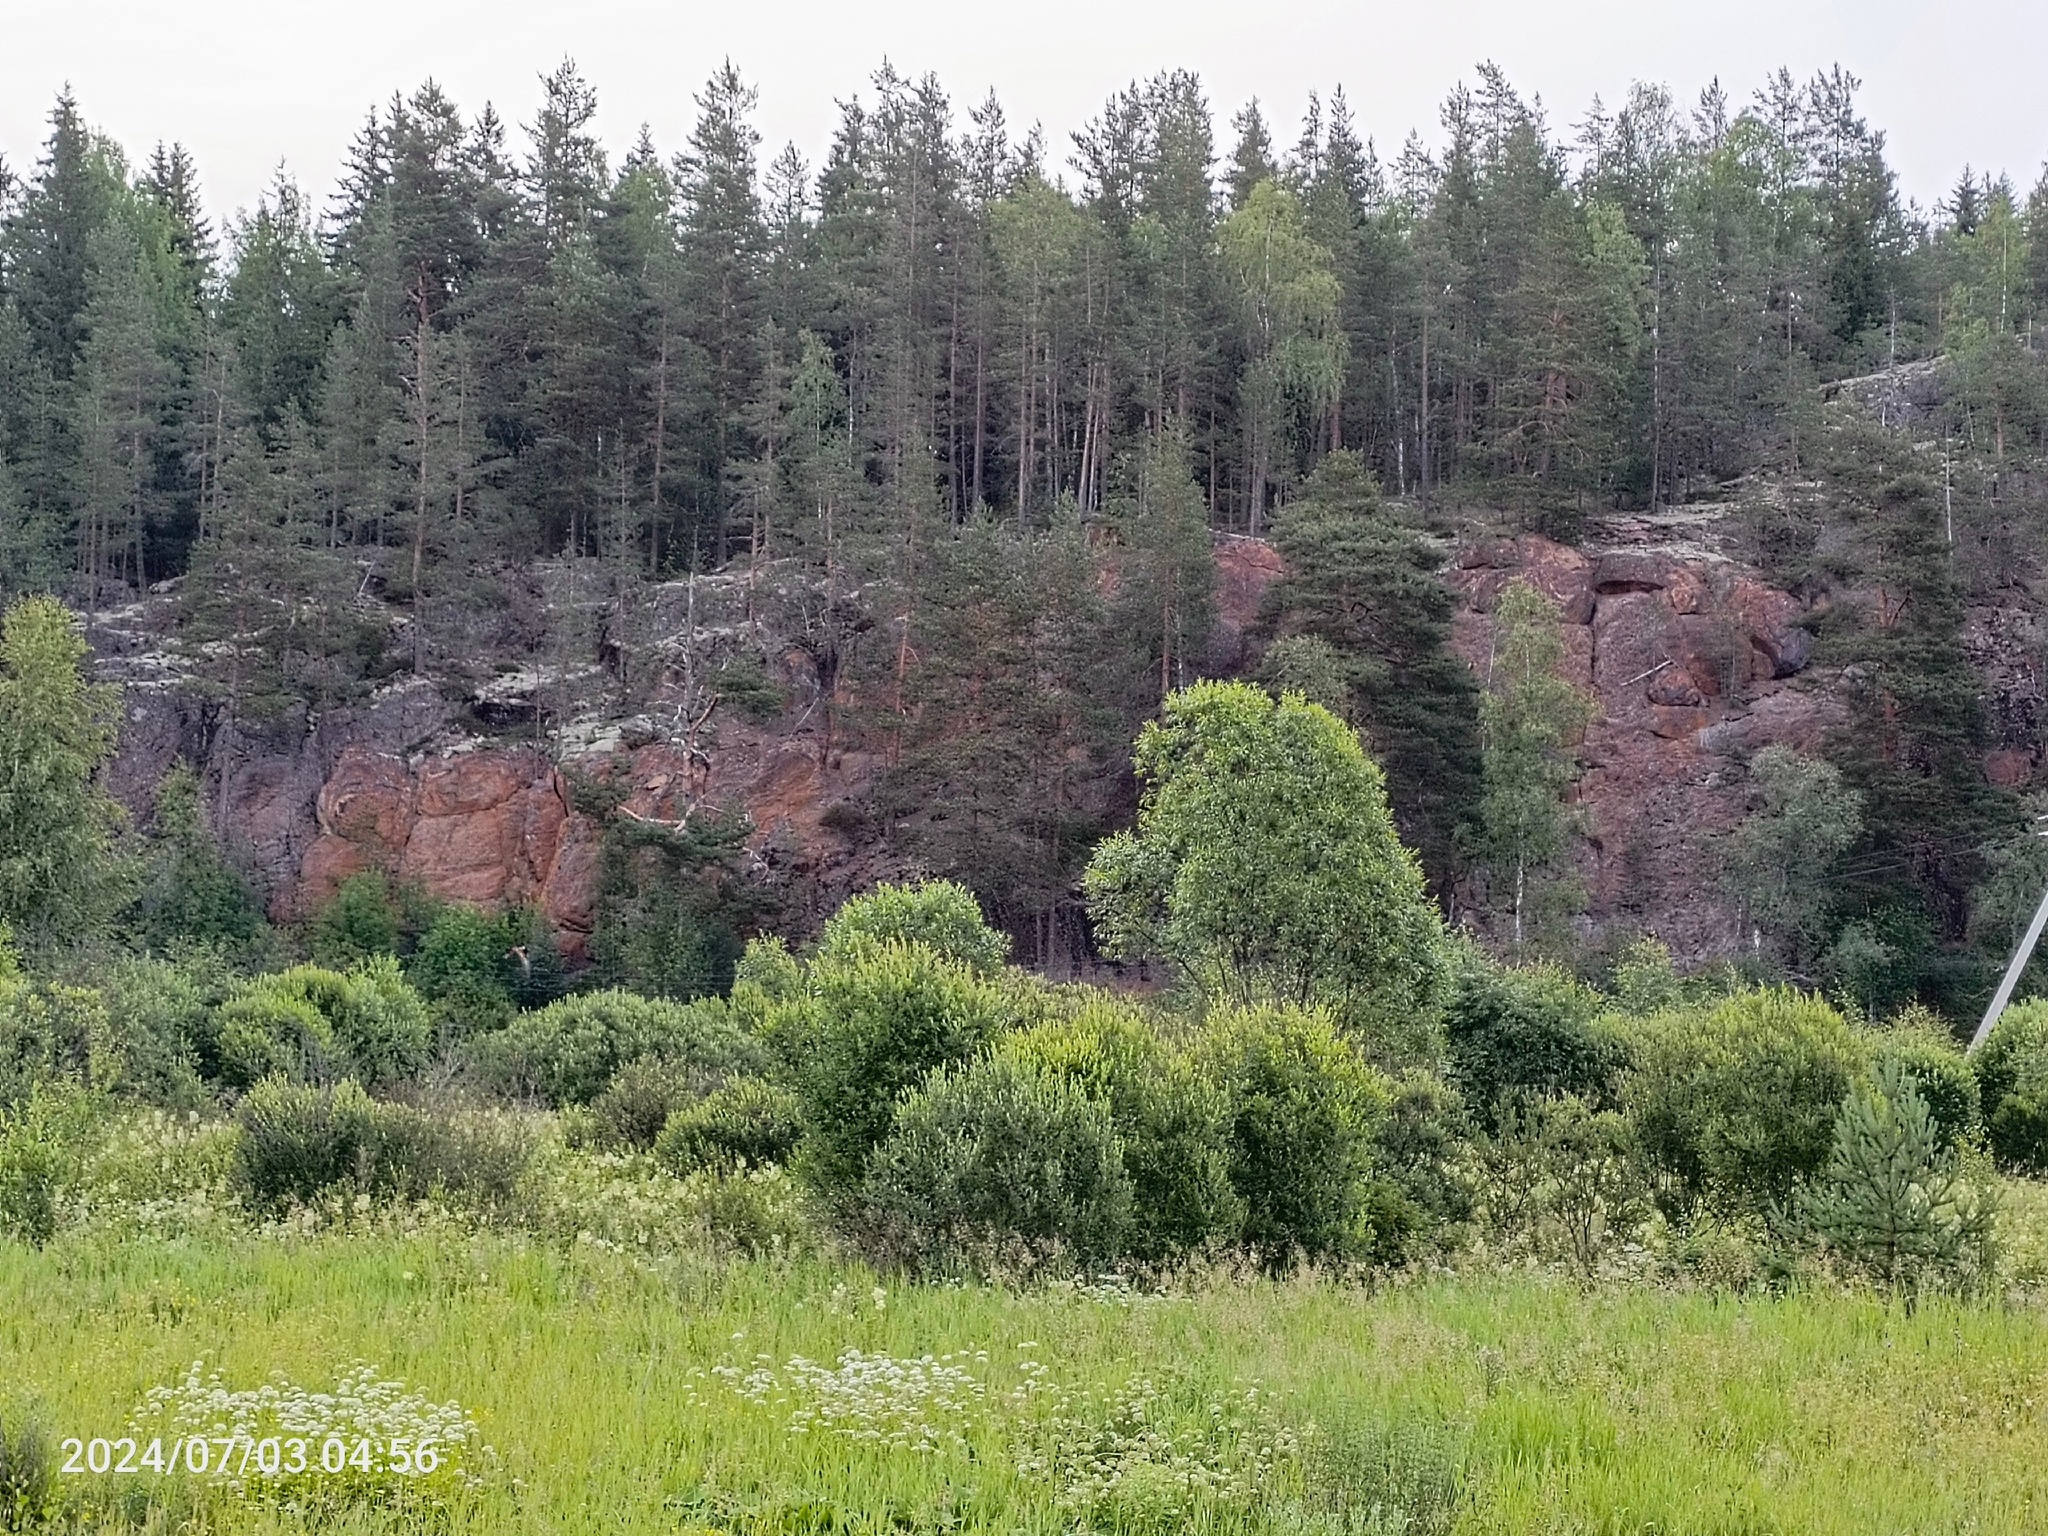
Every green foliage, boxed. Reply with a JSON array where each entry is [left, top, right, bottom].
[[655, 1077, 804, 1174], [0, 1401, 54, 1532], [1262, 451, 1484, 887], [0, 595, 128, 943], [862, 1052, 1135, 1268], [818, 879, 1011, 973], [1002, 998, 1243, 1258], [1199, 1005, 1389, 1263], [1866, 1010, 1979, 1151], [1442, 947, 1619, 1129], [1620, 988, 1863, 1222], [234, 1076, 535, 1211], [132, 761, 266, 954], [789, 941, 1021, 1199], [0, 971, 113, 1107], [1365, 1069, 1477, 1263], [590, 1055, 717, 1151], [307, 871, 403, 967], [210, 958, 431, 1089], [478, 989, 764, 1108], [589, 808, 764, 1000], [1972, 999, 2048, 1172], [233, 1076, 380, 1210], [1723, 746, 1862, 968], [1085, 681, 1446, 1051], [1474, 580, 1596, 951], [405, 903, 549, 1036], [1803, 1057, 1994, 1287], [0, 1082, 98, 1246]]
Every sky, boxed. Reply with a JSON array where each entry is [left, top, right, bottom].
[[3, 0, 2044, 235]]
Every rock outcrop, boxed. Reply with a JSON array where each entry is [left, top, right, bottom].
[[1448, 533, 1840, 953]]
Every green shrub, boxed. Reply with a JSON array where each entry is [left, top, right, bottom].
[[210, 960, 431, 1089], [791, 941, 1021, 1197], [0, 975, 110, 1107], [656, 1078, 805, 1173], [1620, 987, 1862, 1221], [0, 1083, 99, 1246], [476, 989, 765, 1106], [1973, 1000, 2048, 1171], [862, 1052, 1134, 1266], [1363, 1069, 1476, 1264], [1804, 1056, 1993, 1287], [363, 1101, 537, 1206], [307, 870, 403, 966], [90, 948, 237, 1108], [590, 1055, 718, 1150], [233, 1077, 381, 1210], [234, 1077, 535, 1210], [1867, 1015, 1978, 1152], [133, 760, 266, 954], [1442, 950, 1620, 1129], [1002, 997, 1241, 1258], [818, 880, 1010, 973], [406, 905, 520, 1036], [1200, 1005, 1388, 1263]]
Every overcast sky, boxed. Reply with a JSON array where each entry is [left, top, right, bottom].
[[4, 0, 2043, 235]]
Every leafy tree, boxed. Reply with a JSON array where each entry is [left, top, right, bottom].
[[1085, 681, 1446, 1051], [1722, 745, 1863, 969], [0, 595, 126, 943], [589, 807, 765, 999], [1474, 579, 1594, 951]]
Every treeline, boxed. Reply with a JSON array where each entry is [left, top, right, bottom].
[[5, 60, 2048, 607]]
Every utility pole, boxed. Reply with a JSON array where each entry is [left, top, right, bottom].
[[1971, 816, 2048, 1053]]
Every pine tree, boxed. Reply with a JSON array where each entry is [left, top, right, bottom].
[[1261, 451, 1481, 890], [1803, 1057, 1991, 1288]]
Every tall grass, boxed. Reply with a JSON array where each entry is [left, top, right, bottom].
[[6, 1227, 2048, 1532]]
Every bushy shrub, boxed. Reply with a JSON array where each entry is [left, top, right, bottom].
[[1973, 1000, 2048, 1172], [862, 1053, 1133, 1266], [656, 1078, 805, 1174], [0, 973, 110, 1107], [818, 879, 1011, 973], [1867, 1013, 1978, 1151], [234, 1077, 535, 1210], [1619, 987, 1862, 1221], [1803, 1057, 1993, 1287], [1200, 1006, 1388, 1263], [210, 960, 432, 1089], [791, 940, 1022, 1197], [233, 1077, 381, 1210], [0, 1083, 99, 1246], [1442, 950, 1620, 1130], [1363, 1069, 1475, 1264], [307, 871, 403, 967], [476, 989, 765, 1106], [406, 905, 520, 1036], [363, 1101, 537, 1206], [591, 1055, 716, 1150], [89, 948, 238, 1108], [1003, 997, 1241, 1258]]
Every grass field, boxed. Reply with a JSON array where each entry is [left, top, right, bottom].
[[9, 1220, 2048, 1534]]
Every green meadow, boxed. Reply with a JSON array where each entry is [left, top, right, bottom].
[[10, 1217, 2048, 1534]]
